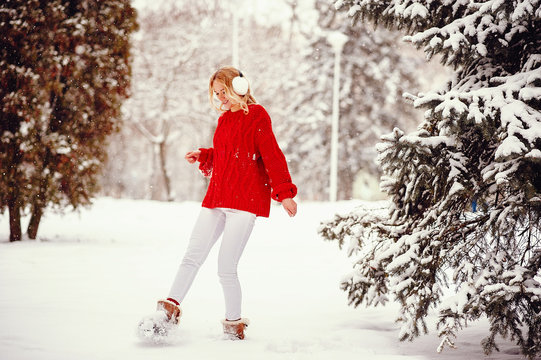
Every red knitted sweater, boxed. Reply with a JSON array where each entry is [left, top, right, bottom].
[[197, 104, 297, 217]]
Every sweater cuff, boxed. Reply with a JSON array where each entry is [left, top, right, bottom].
[[198, 148, 211, 163], [272, 183, 297, 202]]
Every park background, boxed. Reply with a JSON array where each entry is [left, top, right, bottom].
[[1, 0, 540, 359]]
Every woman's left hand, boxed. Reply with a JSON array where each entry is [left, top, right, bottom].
[[185, 150, 201, 164], [281, 198, 297, 217]]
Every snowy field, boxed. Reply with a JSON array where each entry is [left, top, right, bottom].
[[0, 198, 532, 360]]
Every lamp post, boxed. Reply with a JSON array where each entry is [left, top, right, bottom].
[[232, 10, 239, 68], [327, 31, 348, 202]]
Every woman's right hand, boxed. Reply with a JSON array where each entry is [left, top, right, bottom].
[[281, 198, 297, 217], [185, 150, 201, 164]]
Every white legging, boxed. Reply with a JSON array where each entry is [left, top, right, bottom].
[[168, 207, 256, 320]]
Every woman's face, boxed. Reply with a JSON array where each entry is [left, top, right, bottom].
[[213, 81, 235, 110]]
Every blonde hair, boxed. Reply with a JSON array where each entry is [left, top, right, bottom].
[[209, 66, 257, 114]]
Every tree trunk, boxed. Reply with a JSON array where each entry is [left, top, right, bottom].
[[339, 167, 355, 200], [27, 202, 43, 240], [8, 198, 22, 242], [27, 153, 50, 240], [158, 142, 172, 201]]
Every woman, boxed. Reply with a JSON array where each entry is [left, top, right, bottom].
[[156, 67, 297, 340]]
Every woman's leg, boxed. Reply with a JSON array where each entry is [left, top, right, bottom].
[[168, 207, 226, 302], [217, 209, 256, 321]]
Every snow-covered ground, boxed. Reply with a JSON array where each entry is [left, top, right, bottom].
[[0, 198, 529, 359]]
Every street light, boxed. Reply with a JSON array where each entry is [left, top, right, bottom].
[[327, 31, 348, 202], [232, 10, 239, 68]]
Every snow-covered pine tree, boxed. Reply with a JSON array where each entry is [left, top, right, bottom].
[[0, 0, 137, 241], [282, 0, 421, 200], [320, 0, 541, 358]]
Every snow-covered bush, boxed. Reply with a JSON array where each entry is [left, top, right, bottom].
[[320, 0, 541, 358]]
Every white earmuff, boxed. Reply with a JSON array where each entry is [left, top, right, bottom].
[[232, 71, 249, 96]]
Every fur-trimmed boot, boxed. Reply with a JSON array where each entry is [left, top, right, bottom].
[[221, 318, 250, 340], [157, 298, 182, 324]]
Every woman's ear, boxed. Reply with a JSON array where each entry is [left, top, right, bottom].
[[232, 72, 249, 96]]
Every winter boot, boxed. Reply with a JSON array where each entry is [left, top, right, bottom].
[[221, 318, 250, 340], [157, 298, 182, 324]]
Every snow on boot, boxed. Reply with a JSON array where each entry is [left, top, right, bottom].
[[221, 318, 249, 340], [136, 299, 182, 343], [156, 298, 182, 324]]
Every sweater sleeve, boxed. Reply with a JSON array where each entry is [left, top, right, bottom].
[[197, 147, 213, 178], [255, 109, 297, 202]]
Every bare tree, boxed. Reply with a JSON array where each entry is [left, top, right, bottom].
[[105, 2, 228, 201]]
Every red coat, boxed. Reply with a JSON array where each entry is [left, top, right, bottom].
[[197, 104, 297, 217]]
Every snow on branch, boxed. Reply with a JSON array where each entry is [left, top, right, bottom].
[[326, 1, 541, 357], [336, 0, 540, 66]]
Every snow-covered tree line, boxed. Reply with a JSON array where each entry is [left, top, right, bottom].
[[0, 0, 137, 241], [99, 0, 427, 202], [101, 1, 227, 201], [282, 0, 422, 200], [101, 1, 287, 201], [320, 0, 541, 358]]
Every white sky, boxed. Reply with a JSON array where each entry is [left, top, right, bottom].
[[130, 0, 316, 27]]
